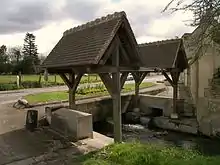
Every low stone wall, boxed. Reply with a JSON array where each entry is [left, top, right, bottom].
[[46, 95, 133, 123], [139, 94, 184, 117]]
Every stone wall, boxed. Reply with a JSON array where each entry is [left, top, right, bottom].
[[139, 94, 184, 117], [74, 95, 132, 122], [197, 78, 220, 136]]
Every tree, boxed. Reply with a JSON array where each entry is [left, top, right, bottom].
[[0, 45, 9, 74], [163, 0, 220, 44], [7, 46, 24, 74], [22, 32, 40, 74], [8, 46, 23, 64]]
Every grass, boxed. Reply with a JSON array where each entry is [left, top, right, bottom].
[[24, 82, 155, 104], [72, 142, 220, 165], [0, 74, 100, 84]]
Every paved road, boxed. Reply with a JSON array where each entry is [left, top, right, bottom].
[[0, 75, 165, 105]]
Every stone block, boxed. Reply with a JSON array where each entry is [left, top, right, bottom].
[[198, 119, 212, 136], [51, 108, 93, 141], [140, 117, 151, 126]]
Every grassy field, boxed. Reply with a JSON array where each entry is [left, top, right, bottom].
[[0, 74, 100, 84], [24, 82, 155, 104], [72, 142, 220, 165]]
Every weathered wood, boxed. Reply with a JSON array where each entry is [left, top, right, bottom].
[[99, 37, 120, 65], [59, 73, 71, 88], [170, 69, 180, 116], [72, 74, 83, 92], [117, 36, 130, 64], [120, 72, 129, 90], [140, 72, 148, 83], [112, 46, 122, 143], [48, 66, 155, 74], [132, 72, 148, 108], [162, 70, 174, 87], [99, 73, 113, 97]]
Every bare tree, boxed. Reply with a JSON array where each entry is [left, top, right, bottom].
[[163, 0, 220, 63]]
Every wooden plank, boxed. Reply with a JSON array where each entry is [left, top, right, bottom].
[[162, 70, 174, 87], [112, 45, 122, 143]]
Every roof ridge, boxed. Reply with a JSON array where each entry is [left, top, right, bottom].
[[139, 38, 181, 47], [63, 11, 126, 36]]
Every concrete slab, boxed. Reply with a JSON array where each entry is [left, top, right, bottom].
[[7, 131, 113, 165]]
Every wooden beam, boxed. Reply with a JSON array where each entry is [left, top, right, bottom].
[[139, 72, 148, 83], [59, 73, 71, 88], [99, 73, 113, 97], [112, 45, 122, 143], [120, 72, 129, 90], [162, 70, 174, 87], [72, 73, 83, 92], [99, 37, 120, 65], [117, 35, 130, 64]]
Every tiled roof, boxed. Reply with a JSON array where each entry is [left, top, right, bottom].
[[138, 39, 182, 69], [42, 11, 130, 68]]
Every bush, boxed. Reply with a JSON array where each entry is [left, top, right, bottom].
[[21, 81, 42, 88], [0, 83, 19, 91], [76, 84, 106, 95]]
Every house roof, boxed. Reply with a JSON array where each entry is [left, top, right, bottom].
[[42, 11, 140, 69], [138, 38, 187, 69]]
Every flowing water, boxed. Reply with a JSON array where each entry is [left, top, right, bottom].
[[93, 121, 220, 156]]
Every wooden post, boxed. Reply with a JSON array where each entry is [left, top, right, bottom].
[[171, 70, 180, 118], [69, 73, 75, 109], [132, 72, 148, 108], [112, 47, 122, 143], [60, 73, 82, 110]]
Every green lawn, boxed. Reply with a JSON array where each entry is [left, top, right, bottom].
[[24, 82, 155, 104], [0, 74, 100, 84], [72, 142, 220, 165]]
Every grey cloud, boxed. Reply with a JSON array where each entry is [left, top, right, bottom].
[[0, 0, 104, 35], [0, 0, 57, 34], [63, 0, 104, 22]]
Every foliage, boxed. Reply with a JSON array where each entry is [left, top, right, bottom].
[[24, 82, 155, 104], [0, 74, 101, 91], [0, 33, 41, 75], [164, 0, 220, 44], [22, 33, 40, 74], [74, 142, 220, 165], [0, 83, 19, 91]]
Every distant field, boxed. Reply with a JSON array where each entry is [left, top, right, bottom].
[[0, 74, 100, 84]]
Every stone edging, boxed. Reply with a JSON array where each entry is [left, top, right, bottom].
[[26, 86, 166, 108]]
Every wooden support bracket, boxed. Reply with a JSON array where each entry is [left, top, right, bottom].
[[162, 70, 174, 87]]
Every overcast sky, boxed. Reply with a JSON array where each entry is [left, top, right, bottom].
[[0, 0, 194, 55]]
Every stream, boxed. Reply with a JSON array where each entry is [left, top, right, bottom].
[[93, 121, 220, 156]]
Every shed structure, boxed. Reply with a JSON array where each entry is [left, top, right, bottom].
[[139, 39, 189, 116], [42, 11, 188, 142]]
